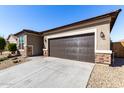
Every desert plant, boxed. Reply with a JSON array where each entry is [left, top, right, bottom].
[[0, 57, 8, 62], [0, 37, 6, 55], [8, 43, 17, 54]]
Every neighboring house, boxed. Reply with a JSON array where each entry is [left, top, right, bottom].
[[15, 9, 121, 64], [112, 39, 124, 58], [7, 34, 17, 44]]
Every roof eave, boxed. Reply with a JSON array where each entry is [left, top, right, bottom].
[[41, 9, 122, 35], [110, 9, 122, 31], [14, 29, 40, 36]]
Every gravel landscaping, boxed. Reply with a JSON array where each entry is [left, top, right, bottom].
[[87, 63, 124, 88]]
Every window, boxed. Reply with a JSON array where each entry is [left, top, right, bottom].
[[19, 36, 24, 49]]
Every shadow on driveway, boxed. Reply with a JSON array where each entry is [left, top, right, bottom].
[[112, 58, 124, 67]]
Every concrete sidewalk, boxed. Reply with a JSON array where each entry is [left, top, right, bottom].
[[0, 56, 94, 88]]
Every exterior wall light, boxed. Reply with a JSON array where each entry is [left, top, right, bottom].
[[100, 32, 105, 39]]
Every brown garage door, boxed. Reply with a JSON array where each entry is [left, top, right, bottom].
[[48, 33, 95, 62]]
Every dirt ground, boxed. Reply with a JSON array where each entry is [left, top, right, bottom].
[[0, 51, 10, 59]]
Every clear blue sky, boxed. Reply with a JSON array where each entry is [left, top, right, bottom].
[[0, 5, 124, 42]]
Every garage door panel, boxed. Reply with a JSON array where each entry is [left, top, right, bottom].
[[49, 33, 94, 62]]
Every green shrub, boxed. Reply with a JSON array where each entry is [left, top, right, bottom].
[[0, 37, 6, 54], [8, 43, 17, 54]]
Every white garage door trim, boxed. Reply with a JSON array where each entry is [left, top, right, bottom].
[[44, 27, 97, 52]]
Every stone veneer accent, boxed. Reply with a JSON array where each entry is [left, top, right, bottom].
[[95, 53, 111, 64], [43, 49, 48, 56]]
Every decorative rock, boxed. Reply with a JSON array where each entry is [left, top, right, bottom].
[[87, 63, 124, 88]]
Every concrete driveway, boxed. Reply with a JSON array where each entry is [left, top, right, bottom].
[[0, 56, 94, 88]]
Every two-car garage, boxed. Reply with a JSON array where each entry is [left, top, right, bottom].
[[48, 33, 95, 62], [42, 9, 121, 64]]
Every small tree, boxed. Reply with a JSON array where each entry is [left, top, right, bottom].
[[8, 43, 17, 54], [0, 37, 6, 55]]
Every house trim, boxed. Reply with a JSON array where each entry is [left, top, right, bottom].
[[95, 50, 112, 54]]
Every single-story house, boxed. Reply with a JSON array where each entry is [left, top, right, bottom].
[[7, 34, 18, 44], [112, 39, 124, 58], [14, 9, 121, 64]]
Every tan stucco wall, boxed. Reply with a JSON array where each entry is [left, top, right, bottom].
[[96, 23, 110, 50], [44, 23, 111, 54]]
